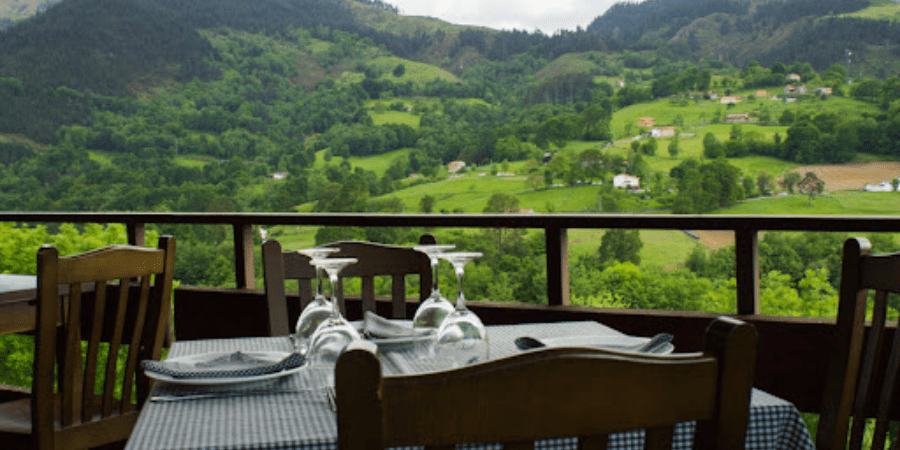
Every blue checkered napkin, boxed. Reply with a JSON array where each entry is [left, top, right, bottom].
[[142, 351, 305, 379]]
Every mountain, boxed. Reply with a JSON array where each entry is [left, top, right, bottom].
[[2, 0, 895, 97]]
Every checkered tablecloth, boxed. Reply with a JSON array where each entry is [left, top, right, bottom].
[[124, 321, 814, 450]]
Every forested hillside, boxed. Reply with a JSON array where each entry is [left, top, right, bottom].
[[2, 0, 900, 308]]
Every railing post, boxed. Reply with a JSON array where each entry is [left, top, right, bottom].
[[545, 226, 569, 306], [127, 222, 145, 247], [735, 228, 759, 315], [233, 223, 255, 290]]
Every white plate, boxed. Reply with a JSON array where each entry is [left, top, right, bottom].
[[144, 351, 304, 385], [538, 335, 675, 355]]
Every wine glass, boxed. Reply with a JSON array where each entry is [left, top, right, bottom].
[[307, 257, 361, 388], [411, 244, 456, 330], [433, 252, 488, 369], [293, 247, 340, 354]]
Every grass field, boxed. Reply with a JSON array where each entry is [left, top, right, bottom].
[[371, 56, 460, 83], [716, 190, 900, 215], [831, 0, 900, 21]]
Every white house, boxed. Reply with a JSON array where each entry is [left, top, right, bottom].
[[613, 174, 640, 189], [864, 181, 898, 192], [650, 127, 676, 138]]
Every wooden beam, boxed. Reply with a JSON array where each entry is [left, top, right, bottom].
[[735, 229, 759, 315], [127, 222, 145, 247], [545, 226, 569, 306], [232, 223, 255, 290]]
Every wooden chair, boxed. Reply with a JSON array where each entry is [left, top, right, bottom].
[[817, 237, 900, 450], [0, 236, 176, 450], [262, 239, 431, 335], [336, 316, 758, 450]]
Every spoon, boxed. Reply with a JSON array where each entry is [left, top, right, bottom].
[[515, 333, 673, 354]]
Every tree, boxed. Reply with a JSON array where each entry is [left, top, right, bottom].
[[779, 171, 802, 194], [483, 193, 522, 251], [392, 64, 405, 77], [702, 133, 724, 159], [598, 228, 643, 265], [893, 178, 899, 192], [668, 134, 680, 158], [757, 172, 773, 195], [797, 172, 825, 205], [420, 194, 435, 213]]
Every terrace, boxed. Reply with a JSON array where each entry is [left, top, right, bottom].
[[2, 211, 900, 439]]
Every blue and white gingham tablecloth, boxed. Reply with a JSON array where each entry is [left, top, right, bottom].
[[124, 321, 815, 450]]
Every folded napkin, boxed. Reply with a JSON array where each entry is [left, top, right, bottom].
[[363, 311, 417, 339], [142, 351, 305, 379]]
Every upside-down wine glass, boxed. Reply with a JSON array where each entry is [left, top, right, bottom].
[[307, 257, 361, 388], [433, 252, 488, 369], [294, 247, 340, 355], [411, 244, 456, 330]]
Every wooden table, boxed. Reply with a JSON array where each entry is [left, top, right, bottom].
[[0, 274, 97, 334], [0, 274, 41, 334]]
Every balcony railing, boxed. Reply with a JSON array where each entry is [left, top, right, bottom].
[[3, 211, 899, 418]]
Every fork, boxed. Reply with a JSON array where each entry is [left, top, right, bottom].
[[326, 386, 337, 412]]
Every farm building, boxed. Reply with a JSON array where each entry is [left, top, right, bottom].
[[637, 117, 655, 127], [864, 181, 899, 192], [725, 113, 750, 123], [650, 127, 676, 138], [448, 161, 466, 173], [613, 174, 640, 189], [720, 96, 742, 104]]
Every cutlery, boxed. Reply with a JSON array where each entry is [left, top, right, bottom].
[[514, 333, 673, 354], [326, 387, 337, 412], [149, 389, 298, 402]]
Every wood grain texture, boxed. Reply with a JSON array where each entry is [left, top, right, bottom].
[[262, 239, 431, 336], [818, 237, 900, 450], [0, 236, 175, 450], [337, 317, 757, 450]]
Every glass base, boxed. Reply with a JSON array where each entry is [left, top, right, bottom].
[[433, 309, 489, 369]]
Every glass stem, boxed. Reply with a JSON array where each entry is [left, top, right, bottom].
[[431, 258, 440, 296], [330, 273, 340, 318], [455, 267, 466, 310], [316, 267, 324, 299]]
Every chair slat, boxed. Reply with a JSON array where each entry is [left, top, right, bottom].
[[121, 275, 153, 412], [361, 276, 376, 314], [101, 279, 130, 417], [644, 425, 674, 450], [61, 282, 84, 427], [82, 280, 108, 423], [848, 290, 888, 450], [578, 434, 608, 450], [871, 327, 900, 450], [391, 274, 405, 319], [504, 440, 535, 450]]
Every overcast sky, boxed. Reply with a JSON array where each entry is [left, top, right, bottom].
[[384, 0, 628, 34]]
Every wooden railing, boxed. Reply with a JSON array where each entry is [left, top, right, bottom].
[[6, 211, 900, 310], [4, 211, 900, 416]]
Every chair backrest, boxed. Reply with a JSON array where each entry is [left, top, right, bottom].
[[33, 236, 175, 450], [817, 237, 900, 450], [336, 316, 758, 450], [262, 239, 431, 335]]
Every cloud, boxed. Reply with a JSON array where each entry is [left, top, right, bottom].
[[387, 0, 621, 34]]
